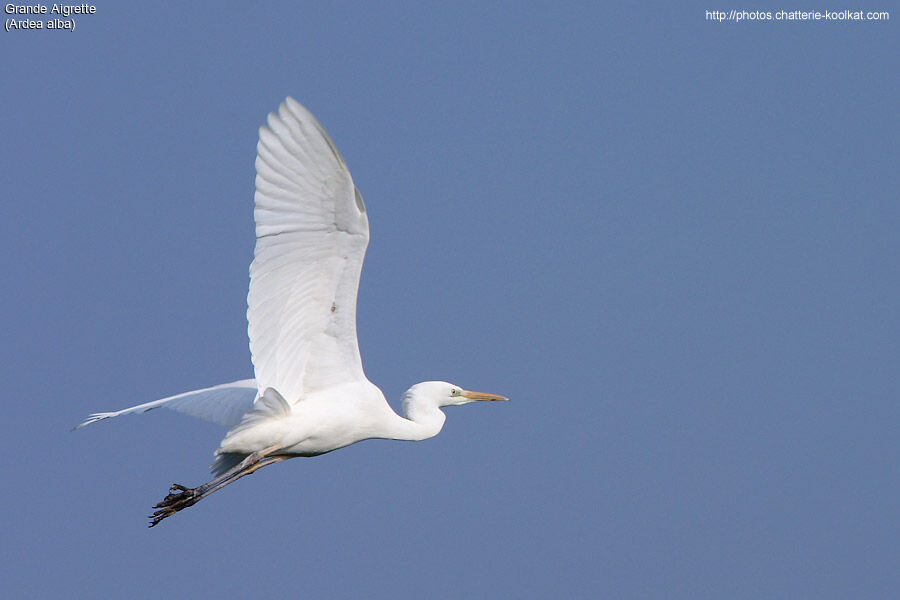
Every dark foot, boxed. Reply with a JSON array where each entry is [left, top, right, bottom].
[[149, 483, 198, 528]]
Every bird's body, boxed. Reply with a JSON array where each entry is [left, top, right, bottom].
[[76, 98, 505, 526], [220, 381, 385, 456]]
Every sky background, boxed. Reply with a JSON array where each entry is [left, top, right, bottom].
[[2, 2, 898, 598]]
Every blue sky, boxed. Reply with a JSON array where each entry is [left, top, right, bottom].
[[2, 2, 897, 598]]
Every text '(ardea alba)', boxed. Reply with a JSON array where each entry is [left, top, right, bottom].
[[76, 98, 507, 527]]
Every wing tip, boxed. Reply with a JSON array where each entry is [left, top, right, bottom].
[[72, 412, 114, 431], [283, 96, 302, 114], [277, 97, 348, 169]]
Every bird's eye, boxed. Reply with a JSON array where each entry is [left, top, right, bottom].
[[451, 388, 460, 396]]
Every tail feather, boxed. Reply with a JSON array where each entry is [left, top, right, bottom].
[[210, 453, 247, 476]]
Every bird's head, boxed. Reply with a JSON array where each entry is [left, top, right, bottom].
[[404, 381, 508, 409]]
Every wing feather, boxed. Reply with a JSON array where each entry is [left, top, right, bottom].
[[248, 98, 370, 404], [74, 379, 258, 430]]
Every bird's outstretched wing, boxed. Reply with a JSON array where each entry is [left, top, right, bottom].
[[248, 97, 370, 404], [73, 379, 258, 430]]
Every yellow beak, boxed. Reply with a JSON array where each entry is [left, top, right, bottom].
[[461, 389, 509, 402]]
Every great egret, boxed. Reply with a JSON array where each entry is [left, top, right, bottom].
[[76, 98, 507, 527]]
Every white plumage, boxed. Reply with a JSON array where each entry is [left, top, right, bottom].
[[77, 98, 506, 527], [250, 98, 369, 401]]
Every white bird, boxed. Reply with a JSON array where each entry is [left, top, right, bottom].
[[76, 98, 506, 527]]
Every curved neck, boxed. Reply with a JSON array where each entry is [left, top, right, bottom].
[[379, 396, 446, 442]]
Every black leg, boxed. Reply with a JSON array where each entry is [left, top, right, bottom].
[[148, 447, 289, 527]]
